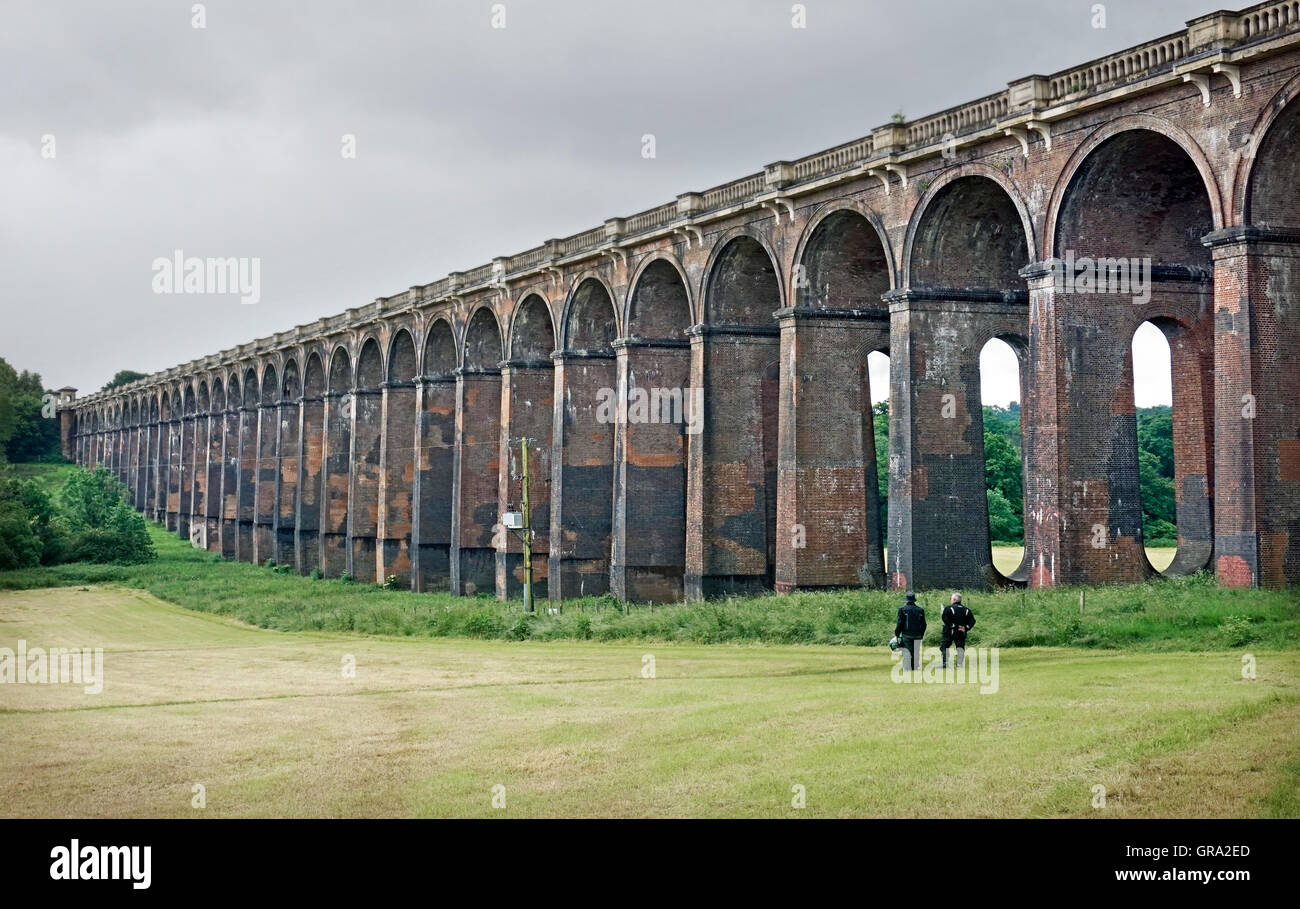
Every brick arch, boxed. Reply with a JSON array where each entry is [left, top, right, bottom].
[[197, 379, 210, 412], [623, 251, 695, 326], [1127, 314, 1214, 578], [387, 328, 417, 383], [1055, 131, 1216, 269], [462, 305, 503, 370], [625, 254, 693, 340], [561, 274, 618, 350], [303, 351, 325, 397], [260, 362, 279, 404], [422, 317, 457, 376], [224, 373, 240, 410], [210, 377, 225, 411], [355, 336, 384, 390], [703, 231, 784, 326], [281, 358, 301, 399], [241, 367, 260, 407], [1243, 81, 1300, 229], [509, 292, 556, 361], [902, 165, 1035, 291], [1045, 114, 1224, 259], [793, 202, 895, 310], [327, 346, 352, 394], [183, 383, 196, 416]]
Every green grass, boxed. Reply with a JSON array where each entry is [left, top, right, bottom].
[[2, 462, 1295, 818], [1, 460, 78, 495], [0, 521, 1295, 651], [1, 585, 1295, 817], [1, 462, 1294, 651]]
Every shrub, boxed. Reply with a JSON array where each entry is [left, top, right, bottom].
[[0, 477, 68, 566], [0, 494, 42, 569], [1218, 614, 1253, 647], [383, 574, 402, 590], [58, 467, 154, 564], [462, 610, 504, 638], [507, 614, 535, 641]]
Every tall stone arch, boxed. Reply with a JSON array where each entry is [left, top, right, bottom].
[[550, 276, 619, 599], [1208, 86, 1300, 587], [1028, 126, 1218, 587], [890, 172, 1033, 590], [453, 306, 504, 595], [321, 346, 353, 576], [348, 337, 385, 582], [612, 255, 693, 602], [296, 350, 327, 573], [688, 232, 783, 599], [414, 318, 457, 591], [778, 206, 893, 592], [378, 328, 418, 586], [498, 293, 556, 601]]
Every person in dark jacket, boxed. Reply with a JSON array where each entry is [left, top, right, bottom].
[[941, 592, 976, 669], [894, 592, 926, 670]]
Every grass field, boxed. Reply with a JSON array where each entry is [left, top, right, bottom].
[[1, 523, 1294, 651], [1, 463, 1295, 817], [1, 585, 1296, 818]]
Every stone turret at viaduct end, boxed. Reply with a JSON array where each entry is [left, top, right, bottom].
[[60, 4, 1300, 600]]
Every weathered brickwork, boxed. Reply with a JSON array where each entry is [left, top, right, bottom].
[[60, 5, 1300, 596]]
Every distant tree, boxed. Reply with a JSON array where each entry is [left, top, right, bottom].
[[1139, 447, 1178, 545], [1137, 406, 1177, 546], [0, 358, 17, 457], [1137, 406, 1174, 478], [982, 403, 1022, 453], [1, 478, 67, 565], [101, 370, 147, 392], [873, 400, 889, 530], [987, 488, 1022, 543], [0, 486, 42, 569], [0, 358, 60, 463], [983, 431, 1023, 524]]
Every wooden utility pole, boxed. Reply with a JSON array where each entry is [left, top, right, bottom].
[[521, 437, 533, 614]]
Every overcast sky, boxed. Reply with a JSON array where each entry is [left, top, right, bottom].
[[1, 0, 1209, 405]]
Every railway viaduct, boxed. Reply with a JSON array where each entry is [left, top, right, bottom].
[[60, 3, 1300, 599]]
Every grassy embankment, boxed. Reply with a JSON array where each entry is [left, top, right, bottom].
[[0, 518, 1293, 651]]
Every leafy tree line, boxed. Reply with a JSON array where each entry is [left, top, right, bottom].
[[872, 399, 1176, 547], [0, 359, 146, 466], [1136, 405, 1177, 546], [0, 467, 155, 570], [984, 402, 1023, 544], [0, 358, 61, 463]]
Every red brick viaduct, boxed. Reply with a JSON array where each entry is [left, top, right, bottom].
[[61, 4, 1300, 598]]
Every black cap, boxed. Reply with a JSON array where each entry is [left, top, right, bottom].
[[904, 591, 917, 605]]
